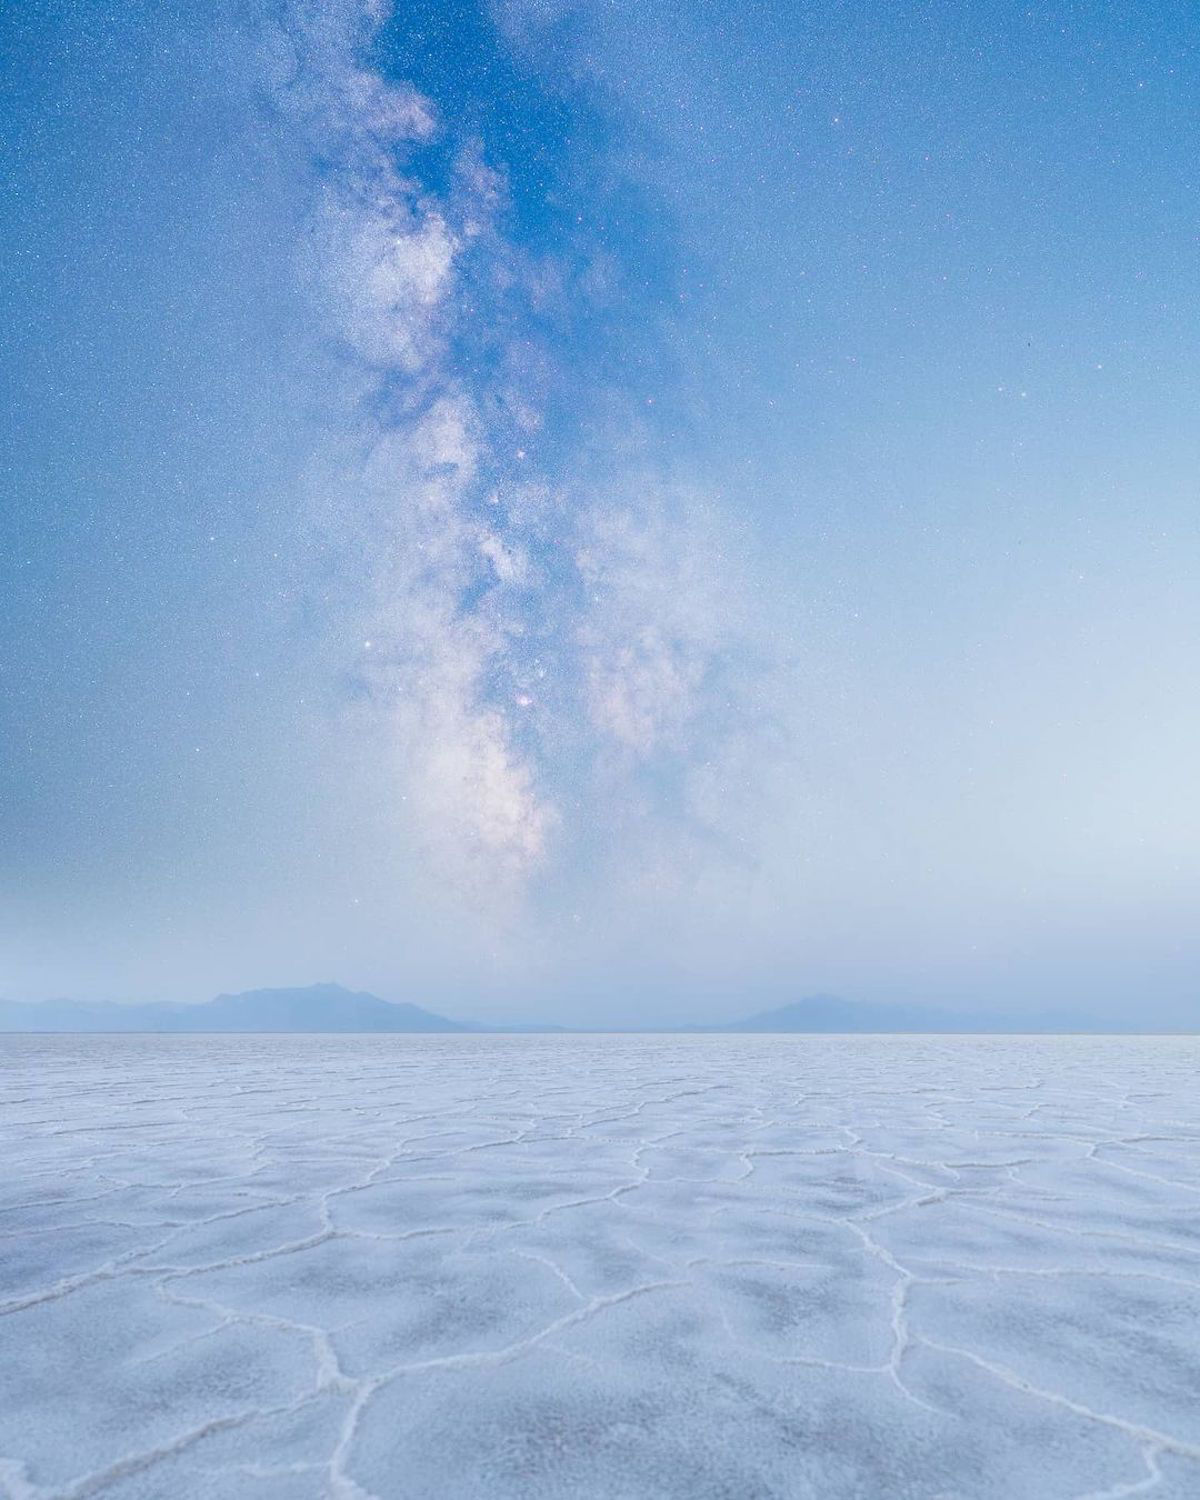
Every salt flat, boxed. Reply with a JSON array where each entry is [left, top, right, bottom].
[[2, 1034, 1199, 1500]]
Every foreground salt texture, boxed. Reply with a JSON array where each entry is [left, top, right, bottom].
[[2, 1035, 1199, 1499]]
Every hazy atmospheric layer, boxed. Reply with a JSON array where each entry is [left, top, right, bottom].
[[3, 1033, 1200, 1499]]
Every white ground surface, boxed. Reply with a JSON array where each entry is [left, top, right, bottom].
[[2, 1034, 1200, 1500]]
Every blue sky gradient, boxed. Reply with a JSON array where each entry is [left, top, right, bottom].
[[2, 0, 1197, 1024]]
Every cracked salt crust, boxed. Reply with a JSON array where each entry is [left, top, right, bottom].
[[2, 1034, 1199, 1499]]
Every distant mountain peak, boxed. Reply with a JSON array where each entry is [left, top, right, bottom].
[[0, 983, 472, 1034]]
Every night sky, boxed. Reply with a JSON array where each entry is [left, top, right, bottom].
[[2, 0, 1198, 1024]]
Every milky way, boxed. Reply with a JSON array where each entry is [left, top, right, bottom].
[[265, 1, 763, 903]]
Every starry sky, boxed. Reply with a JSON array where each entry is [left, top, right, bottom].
[[2, 0, 1198, 1025]]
